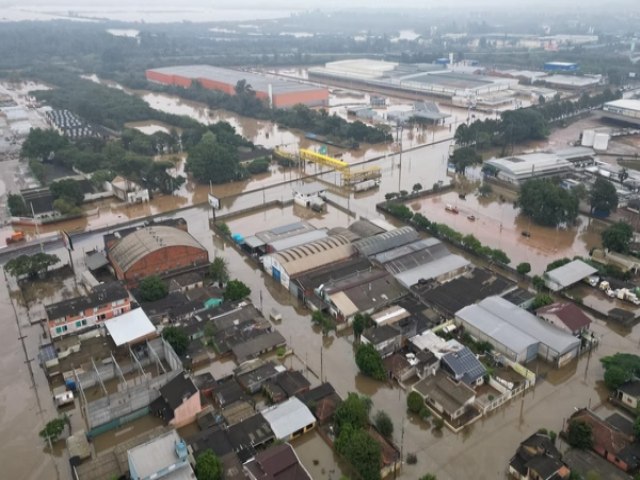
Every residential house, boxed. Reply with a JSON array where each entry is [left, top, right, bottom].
[[151, 373, 202, 428], [566, 408, 640, 473], [361, 325, 403, 359], [227, 414, 275, 463], [186, 428, 245, 480], [415, 350, 440, 379], [536, 302, 592, 336], [508, 432, 571, 480], [297, 383, 342, 425], [383, 354, 416, 383], [412, 371, 478, 425], [128, 430, 195, 480], [244, 443, 312, 480], [211, 379, 247, 408], [46, 282, 130, 338], [368, 426, 402, 479], [261, 397, 316, 441], [232, 331, 287, 364], [614, 381, 640, 412], [440, 346, 487, 387], [168, 272, 204, 293], [236, 361, 286, 394], [264, 370, 311, 403]]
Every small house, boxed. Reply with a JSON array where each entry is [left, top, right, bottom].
[[536, 302, 592, 336], [151, 373, 202, 428], [361, 325, 403, 359], [412, 371, 477, 423], [440, 346, 486, 387], [261, 397, 316, 441], [508, 432, 571, 480], [614, 381, 640, 411]]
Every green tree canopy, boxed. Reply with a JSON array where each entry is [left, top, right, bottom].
[[311, 310, 336, 335], [186, 131, 242, 184], [420, 475, 438, 480], [21, 128, 69, 161], [352, 313, 373, 340], [601, 353, 640, 390], [355, 344, 386, 381], [567, 420, 593, 449], [138, 275, 168, 302], [450, 147, 482, 174], [50, 178, 85, 206], [589, 177, 618, 216], [516, 262, 532, 275], [224, 279, 251, 301], [39, 417, 66, 443], [5, 252, 60, 279], [335, 425, 382, 480], [208, 256, 229, 286], [162, 326, 189, 356], [602, 221, 633, 253], [407, 391, 424, 415], [195, 449, 223, 480], [7, 193, 28, 216], [373, 410, 393, 438], [531, 293, 554, 310], [334, 392, 373, 435], [519, 179, 579, 227]]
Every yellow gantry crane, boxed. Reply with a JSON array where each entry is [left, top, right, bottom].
[[275, 147, 381, 186]]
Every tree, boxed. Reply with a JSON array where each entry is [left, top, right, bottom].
[[334, 392, 373, 434], [450, 147, 482, 174], [195, 450, 223, 480], [490, 248, 511, 265], [374, 410, 394, 438], [601, 353, 640, 390], [420, 475, 438, 480], [247, 158, 270, 174], [208, 256, 229, 286], [602, 221, 633, 253], [589, 177, 618, 216], [50, 179, 86, 206], [567, 420, 593, 449], [7, 193, 28, 216], [162, 326, 189, 356], [412, 183, 423, 193], [5, 252, 60, 279], [531, 293, 554, 310], [39, 417, 66, 443], [519, 179, 579, 227], [138, 276, 168, 302], [516, 262, 532, 275], [546, 258, 572, 272], [532, 275, 546, 291], [186, 132, 241, 184], [21, 128, 69, 161], [53, 198, 81, 216], [224, 279, 251, 301], [352, 313, 373, 340], [433, 417, 445, 431], [335, 425, 382, 480], [478, 183, 493, 197], [355, 344, 386, 381], [311, 310, 335, 334], [407, 391, 424, 415]]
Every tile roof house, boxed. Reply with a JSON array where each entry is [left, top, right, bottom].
[[244, 443, 312, 480], [227, 414, 275, 463], [508, 432, 571, 480], [361, 325, 403, 359], [296, 383, 342, 424], [566, 408, 640, 473], [151, 373, 202, 428], [536, 302, 592, 336]]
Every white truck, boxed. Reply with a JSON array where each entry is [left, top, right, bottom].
[[353, 179, 379, 192]]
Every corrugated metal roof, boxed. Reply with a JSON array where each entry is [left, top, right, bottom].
[[109, 226, 207, 273], [261, 397, 315, 440], [268, 229, 327, 252], [353, 226, 419, 256], [255, 221, 315, 244], [149, 65, 322, 94], [104, 308, 156, 346], [545, 260, 597, 291], [329, 291, 359, 317], [458, 296, 580, 355], [272, 235, 353, 277], [393, 255, 470, 288]]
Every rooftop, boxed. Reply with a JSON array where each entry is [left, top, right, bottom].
[[618, 380, 640, 397], [104, 308, 156, 346], [441, 347, 487, 385], [255, 221, 316, 244], [362, 325, 401, 344], [292, 181, 326, 196], [267, 229, 327, 252], [261, 397, 316, 440], [160, 373, 198, 410], [353, 226, 419, 257], [109, 226, 207, 273], [231, 331, 287, 363], [536, 302, 592, 332], [127, 430, 194, 480], [604, 99, 640, 113], [148, 64, 324, 95], [544, 260, 598, 291], [413, 371, 475, 414], [45, 282, 129, 320], [244, 443, 312, 480], [485, 153, 572, 178], [270, 235, 353, 277], [457, 296, 580, 356]]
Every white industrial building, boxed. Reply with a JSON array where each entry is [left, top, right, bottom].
[[602, 99, 640, 126], [544, 259, 598, 292], [484, 152, 573, 185], [455, 296, 581, 366]]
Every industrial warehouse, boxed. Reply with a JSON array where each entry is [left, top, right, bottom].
[[146, 64, 329, 109]]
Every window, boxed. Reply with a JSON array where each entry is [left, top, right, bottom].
[[98, 314, 106, 321], [76, 321, 82, 328], [82, 319, 87, 326]]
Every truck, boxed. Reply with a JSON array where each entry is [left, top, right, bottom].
[[5, 231, 25, 245], [353, 179, 379, 192]]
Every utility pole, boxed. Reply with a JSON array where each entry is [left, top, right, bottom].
[[320, 344, 324, 383], [31, 201, 43, 253]]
